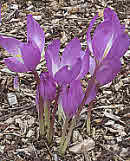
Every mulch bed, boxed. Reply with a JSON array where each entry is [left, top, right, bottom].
[[0, 0, 130, 160]]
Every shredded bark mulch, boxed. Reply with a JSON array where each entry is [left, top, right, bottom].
[[0, 0, 130, 161]]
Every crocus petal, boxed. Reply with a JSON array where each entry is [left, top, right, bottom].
[[76, 49, 89, 79], [61, 37, 81, 66], [103, 8, 122, 35], [4, 57, 28, 73], [39, 72, 56, 101], [86, 14, 98, 54], [54, 58, 82, 85], [0, 36, 22, 55], [92, 8, 124, 61], [85, 80, 96, 104], [104, 8, 120, 28], [54, 66, 73, 85], [107, 32, 130, 59], [13, 75, 19, 90], [20, 42, 41, 71], [89, 56, 96, 76], [27, 15, 45, 53], [45, 40, 60, 77], [61, 80, 84, 118], [67, 57, 82, 81], [96, 58, 121, 85], [92, 20, 115, 61], [88, 8, 124, 62]]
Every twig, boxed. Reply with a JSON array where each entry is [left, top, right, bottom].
[[0, 32, 24, 39], [43, 139, 53, 159], [32, 142, 38, 158], [5, 10, 17, 21], [92, 104, 125, 110]]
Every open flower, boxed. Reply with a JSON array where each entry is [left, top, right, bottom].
[[45, 37, 91, 118], [0, 15, 45, 72], [45, 38, 89, 85], [87, 8, 129, 85]]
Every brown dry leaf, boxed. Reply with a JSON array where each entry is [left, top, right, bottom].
[[33, 16, 42, 21], [16, 144, 34, 156], [26, 116, 36, 127], [4, 124, 20, 133], [115, 80, 123, 91], [8, 0, 15, 2], [94, 118, 103, 124], [5, 117, 15, 124], [104, 111, 122, 122], [15, 158, 25, 161], [123, 113, 130, 118], [26, 129, 35, 138], [68, 7, 79, 14], [1, 68, 15, 75], [120, 148, 129, 157], [69, 138, 95, 153], [50, 0, 60, 11], [58, 0, 64, 6], [0, 145, 5, 154], [61, 31, 68, 44], [0, 123, 8, 131], [15, 118, 28, 135], [34, 158, 41, 161], [72, 130, 83, 143]]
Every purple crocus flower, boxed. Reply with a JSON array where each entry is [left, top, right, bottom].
[[87, 8, 129, 85], [60, 79, 96, 119], [45, 37, 92, 118], [36, 72, 56, 112], [0, 15, 45, 72], [13, 75, 19, 91], [39, 72, 56, 101], [60, 80, 83, 118], [45, 38, 89, 85]]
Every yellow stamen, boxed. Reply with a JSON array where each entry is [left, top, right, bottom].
[[125, 29, 128, 34], [98, 9, 104, 18], [102, 34, 113, 60], [15, 54, 22, 58], [103, 46, 110, 59]]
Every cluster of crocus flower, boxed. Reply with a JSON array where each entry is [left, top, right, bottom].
[[0, 7, 129, 155], [44, 38, 94, 118]]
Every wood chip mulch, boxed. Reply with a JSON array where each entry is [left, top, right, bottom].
[[0, 0, 130, 161]]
